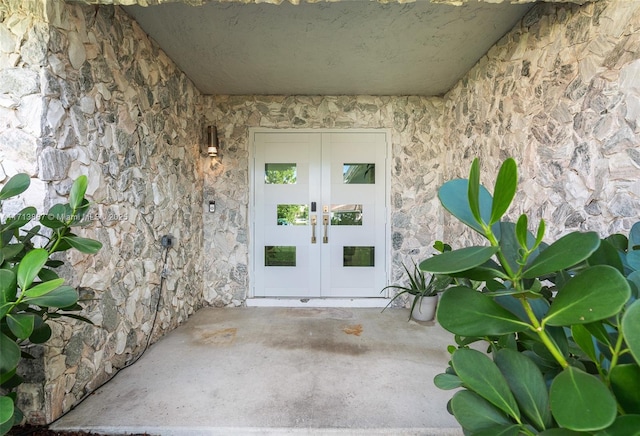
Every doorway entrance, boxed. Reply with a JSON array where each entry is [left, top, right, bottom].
[[251, 130, 389, 299]]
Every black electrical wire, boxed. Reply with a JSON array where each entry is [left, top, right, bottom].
[[122, 244, 170, 368], [45, 243, 171, 430]]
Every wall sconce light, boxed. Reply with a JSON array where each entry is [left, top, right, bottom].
[[206, 125, 219, 157]]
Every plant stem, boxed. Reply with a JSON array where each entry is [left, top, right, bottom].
[[608, 314, 626, 379], [522, 298, 569, 368], [485, 229, 517, 279]]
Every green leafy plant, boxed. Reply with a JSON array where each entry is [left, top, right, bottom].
[[382, 256, 453, 320], [0, 174, 102, 435], [423, 158, 639, 435]]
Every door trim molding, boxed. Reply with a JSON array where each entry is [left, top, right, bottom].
[[248, 128, 392, 303]]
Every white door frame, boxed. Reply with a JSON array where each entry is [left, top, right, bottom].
[[247, 128, 392, 307]]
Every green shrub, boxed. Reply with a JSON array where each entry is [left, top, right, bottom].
[[0, 174, 102, 435], [423, 158, 639, 435]]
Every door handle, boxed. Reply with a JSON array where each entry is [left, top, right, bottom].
[[311, 216, 317, 244], [322, 215, 329, 243]]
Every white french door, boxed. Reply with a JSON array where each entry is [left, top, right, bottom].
[[252, 130, 388, 298]]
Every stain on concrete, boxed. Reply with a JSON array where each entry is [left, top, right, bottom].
[[342, 324, 363, 336], [268, 337, 369, 356], [279, 307, 355, 320], [193, 327, 237, 346]]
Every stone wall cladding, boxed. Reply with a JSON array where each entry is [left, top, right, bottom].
[[0, 0, 48, 216], [442, 0, 640, 245], [201, 95, 446, 305], [1, 0, 205, 423]]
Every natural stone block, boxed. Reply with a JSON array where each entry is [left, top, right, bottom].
[[0, 128, 38, 175], [67, 31, 86, 70], [38, 148, 71, 181], [0, 68, 39, 97]]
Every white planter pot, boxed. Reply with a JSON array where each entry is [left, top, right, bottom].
[[409, 294, 438, 322]]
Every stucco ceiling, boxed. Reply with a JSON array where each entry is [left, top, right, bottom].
[[122, 0, 537, 96]]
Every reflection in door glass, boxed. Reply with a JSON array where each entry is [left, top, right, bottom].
[[265, 246, 296, 266], [277, 204, 309, 225], [331, 204, 362, 225], [343, 246, 375, 267], [265, 163, 297, 184], [343, 164, 375, 184]]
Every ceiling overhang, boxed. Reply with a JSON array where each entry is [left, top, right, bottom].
[[65, 0, 597, 95]]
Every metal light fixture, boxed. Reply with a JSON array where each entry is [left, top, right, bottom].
[[207, 125, 218, 157]]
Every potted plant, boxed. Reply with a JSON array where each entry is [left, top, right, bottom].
[[382, 257, 452, 321], [420, 157, 639, 434]]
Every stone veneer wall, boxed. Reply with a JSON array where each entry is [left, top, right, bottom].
[[200, 96, 446, 306], [442, 0, 640, 244], [0, 0, 204, 424]]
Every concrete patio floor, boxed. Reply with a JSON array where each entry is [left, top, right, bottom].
[[51, 307, 463, 435]]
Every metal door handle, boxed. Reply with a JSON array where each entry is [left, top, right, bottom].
[[322, 215, 329, 243], [311, 216, 317, 244]]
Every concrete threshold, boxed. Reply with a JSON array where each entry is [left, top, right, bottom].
[[51, 307, 463, 436]]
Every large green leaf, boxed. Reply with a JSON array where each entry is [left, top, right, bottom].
[[0, 395, 14, 435], [0, 173, 29, 200], [628, 251, 640, 271], [468, 158, 483, 225], [550, 366, 616, 431], [23, 285, 78, 308], [0, 332, 20, 372], [584, 321, 612, 348], [490, 158, 517, 225], [2, 206, 36, 232], [472, 425, 523, 436], [610, 364, 640, 414], [448, 259, 508, 281], [628, 271, 640, 299], [588, 239, 624, 273], [438, 179, 494, 236], [17, 249, 49, 292], [523, 232, 601, 279], [499, 221, 537, 275], [0, 244, 24, 263], [434, 373, 463, 390], [22, 278, 64, 298], [494, 348, 553, 431], [450, 390, 514, 432], [571, 324, 597, 363], [623, 300, 640, 364], [39, 205, 66, 229], [545, 266, 630, 326], [0, 269, 16, 306], [419, 246, 498, 274], [29, 319, 52, 344], [452, 348, 520, 420], [539, 430, 587, 435], [69, 175, 88, 211], [6, 313, 34, 340], [629, 222, 640, 251], [437, 287, 529, 336], [63, 236, 102, 254], [594, 415, 640, 436], [40, 203, 74, 228], [516, 215, 529, 249]]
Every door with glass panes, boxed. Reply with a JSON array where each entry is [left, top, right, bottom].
[[252, 131, 387, 298]]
